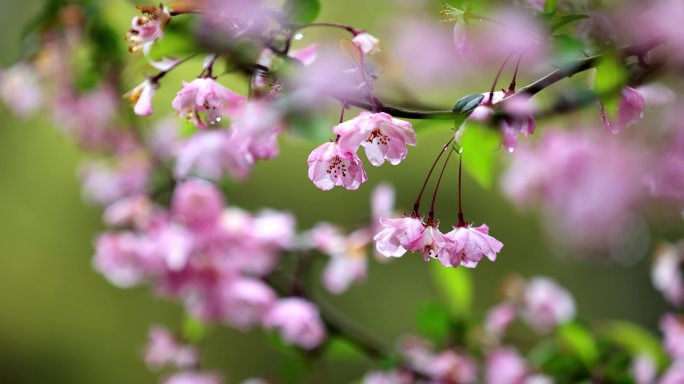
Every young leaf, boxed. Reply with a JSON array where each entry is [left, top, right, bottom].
[[557, 322, 599, 366], [182, 315, 207, 344], [458, 123, 501, 189], [594, 55, 627, 119], [285, 0, 321, 24], [324, 336, 364, 361], [430, 262, 473, 319], [417, 302, 452, 341], [601, 321, 668, 369], [545, 0, 558, 13]]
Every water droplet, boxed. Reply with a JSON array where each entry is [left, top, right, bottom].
[[294, 33, 304, 40], [506, 147, 515, 153]]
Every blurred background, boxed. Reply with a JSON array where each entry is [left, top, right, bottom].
[[0, 0, 676, 383]]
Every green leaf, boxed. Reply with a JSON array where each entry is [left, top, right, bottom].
[[551, 14, 589, 32], [594, 55, 627, 119], [324, 337, 364, 361], [458, 123, 500, 189], [545, 0, 558, 13], [430, 262, 473, 319], [552, 34, 587, 61], [285, 0, 321, 24], [453, 93, 484, 116], [417, 303, 453, 341], [557, 322, 599, 366], [182, 315, 207, 344], [601, 321, 668, 370]]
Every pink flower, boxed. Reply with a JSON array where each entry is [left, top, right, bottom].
[[362, 371, 411, 384], [221, 277, 276, 330], [103, 195, 158, 230], [630, 354, 657, 384], [0, 63, 43, 117], [307, 142, 367, 190], [125, 79, 156, 116], [374, 216, 426, 257], [661, 362, 684, 384], [661, 313, 684, 361], [485, 347, 528, 384], [404, 224, 458, 264], [521, 276, 576, 333], [79, 154, 151, 206], [230, 101, 283, 160], [309, 223, 370, 294], [352, 33, 381, 55], [371, 183, 395, 234], [485, 302, 518, 337], [172, 78, 245, 128], [334, 112, 417, 166], [289, 44, 318, 66], [144, 325, 199, 370], [163, 371, 223, 384], [172, 179, 226, 230], [453, 20, 469, 55], [469, 92, 536, 151], [175, 130, 254, 181], [445, 224, 504, 268], [424, 350, 478, 383], [125, 5, 170, 52], [651, 242, 684, 307], [92, 231, 157, 288], [599, 86, 645, 134], [263, 297, 326, 349]]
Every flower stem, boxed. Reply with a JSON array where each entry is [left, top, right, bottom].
[[428, 146, 455, 221], [457, 154, 466, 227], [412, 136, 454, 216]]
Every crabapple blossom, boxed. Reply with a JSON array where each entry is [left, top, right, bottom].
[[79, 155, 151, 206], [220, 278, 276, 330], [125, 79, 156, 116], [288, 44, 318, 66], [103, 195, 159, 230], [661, 362, 684, 384], [661, 313, 684, 361], [171, 179, 226, 230], [307, 141, 367, 190], [174, 130, 254, 181], [521, 277, 576, 333], [144, 325, 199, 370], [163, 371, 224, 384], [230, 101, 283, 160], [352, 32, 381, 55], [125, 4, 170, 52], [308, 223, 370, 294], [630, 355, 657, 384], [599, 86, 646, 134], [0, 62, 43, 117], [374, 216, 426, 257], [172, 78, 245, 128], [445, 224, 504, 268], [485, 302, 518, 337], [93, 231, 157, 288], [263, 297, 326, 349], [651, 242, 684, 307], [485, 347, 529, 384], [334, 112, 417, 166], [403, 224, 458, 264]]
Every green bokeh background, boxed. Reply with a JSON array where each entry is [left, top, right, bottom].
[[0, 1, 674, 383]]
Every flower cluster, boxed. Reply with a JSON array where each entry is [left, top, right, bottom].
[[308, 112, 416, 190]]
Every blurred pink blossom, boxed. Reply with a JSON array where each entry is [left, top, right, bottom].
[[599, 86, 646, 134], [661, 313, 684, 361], [174, 130, 254, 181], [651, 242, 684, 307], [630, 354, 657, 384], [485, 347, 529, 384], [352, 33, 381, 55], [263, 297, 326, 349], [221, 277, 276, 330], [172, 179, 226, 230], [144, 325, 199, 370], [163, 371, 223, 384], [485, 302, 518, 337], [521, 276, 576, 333], [0, 63, 43, 117]]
